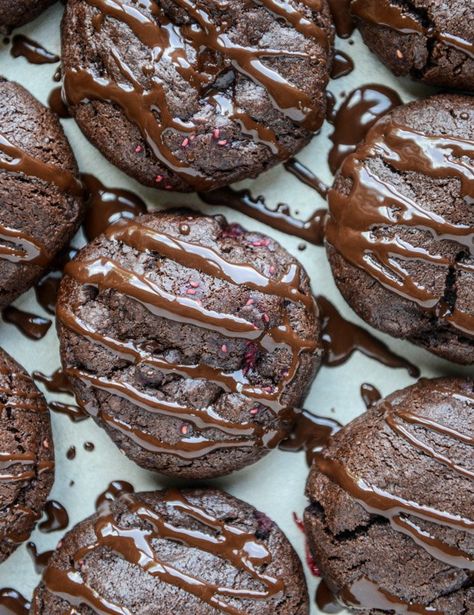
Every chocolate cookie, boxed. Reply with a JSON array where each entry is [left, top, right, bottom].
[[351, 0, 474, 90], [305, 377, 474, 614], [32, 488, 309, 614], [325, 94, 474, 365], [0, 0, 56, 33], [0, 348, 54, 563], [56, 210, 322, 479], [0, 78, 84, 309], [61, 0, 334, 192]]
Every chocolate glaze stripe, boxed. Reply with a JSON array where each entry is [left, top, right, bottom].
[[42, 490, 284, 615], [352, 0, 474, 59], [0, 588, 30, 615], [0, 226, 50, 265], [326, 116, 474, 336], [106, 220, 314, 308]]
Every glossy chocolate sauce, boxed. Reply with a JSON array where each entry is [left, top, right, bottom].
[[48, 87, 71, 119], [33, 368, 89, 423], [42, 489, 285, 614], [2, 307, 52, 340], [360, 383, 382, 408], [331, 50, 354, 79], [327, 0, 354, 38], [26, 542, 54, 574], [328, 84, 402, 174], [317, 296, 419, 376], [95, 480, 135, 511], [10, 35, 59, 65], [66, 446, 76, 460], [0, 588, 30, 615], [314, 381, 474, 612], [284, 158, 329, 198], [38, 500, 69, 533], [81, 173, 147, 241], [57, 218, 318, 460], [326, 114, 474, 337], [316, 580, 342, 613], [200, 187, 327, 246], [35, 247, 79, 315], [63, 0, 331, 190], [279, 409, 341, 464], [352, 0, 474, 59]]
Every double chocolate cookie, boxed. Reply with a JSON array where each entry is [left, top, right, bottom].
[[305, 377, 474, 614], [56, 210, 322, 479], [0, 348, 54, 563], [351, 0, 474, 91], [32, 488, 309, 614], [0, 78, 84, 309], [326, 93, 474, 365], [0, 0, 56, 33], [61, 0, 334, 192]]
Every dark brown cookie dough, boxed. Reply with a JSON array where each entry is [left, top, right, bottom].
[[32, 488, 309, 614], [0, 78, 84, 309], [305, 377, 474, 615], [0, 348, 54, 563], [351, 0, 474, 91], [0, 0, 56, 33], [325, 93, 474, 365], [56, 210, 322, 479], [61, 0, 334, 192]]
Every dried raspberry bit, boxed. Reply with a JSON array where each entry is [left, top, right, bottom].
[[254, 511, 274, 540], [269, 265, 276, 275], [222, 223, 244, 239], [180, 424, 189, 435], [249, 407, 259, 416], [212, 128, 220, 139], [262, 385, 274, 393], [396, 49, 404, 59], [246, 298, 254, 306], [243, 342, 258, 374], [155, 175, 163, 184], [186, 288, 197, 295], [217, 139, 228, 146], [262, 312, 270, 324], [189, 281, 199, 288], [135, 145, 143, 153], [251, 238, 271, 248], [293, 513, 320, 577], [221, 344, 228, 353], [165, 184, 173, 190], [181, 137, 190, 148]]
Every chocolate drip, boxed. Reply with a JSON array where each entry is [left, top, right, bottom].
[[38, 500, 69, 533], [315, 393, 474, 573], [2, 307, 52, 341], [42, 490, 285, 614], [284, 158, 329, 198], [81, 174, 147, 241], [331, 50, 354, 79], [48, 87, 71, 119], [317, 296, 419, 376], [352, 0, 474, 60], [95, 480, 135, 511], [33, 368, 88, 422], [200, 187, 327, 245], [327, 0, 354, 38], [26, 542, 54, 574], [279, 409, 341, 464], [316, 580, 342, 613], [0, 588, 30, 615], [10, 35, 59, 65], [58, 218, 317, 459], [328, 84, 402, 174], [35, 247, 78, 315], [360, 383, 381, 408], [66, 446, 76, 460], [326, 115, 474, 336], [63, 0, 330, 190]]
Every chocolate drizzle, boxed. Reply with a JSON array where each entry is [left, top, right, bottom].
[[26, 542, 54, 574], [81, 174, 147, 241], [317, 296, 419, 376], [327, 0, 354, 38], [200, 186, 327, 246], [48, 87, 71, 119], [33, 368, 89, 423], [0, 588, 30, 615], [42, 490, 285, 614], [2, 307, 52, 341], [360, 382, 381, 408], [62, 0, 331, 190], [38, 500, 69, 533], [279, 409, 341, 464], [57, 217, 318, 460], [326, 114, 474, 337], [95, 480, 135, 511], [352, 0, 474, 60], [328, 84, 402, 174], [10, 35, 59, 65], [331, 50, 354, 79]]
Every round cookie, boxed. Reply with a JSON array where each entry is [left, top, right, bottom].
[[32, 488, 309, 614], [0, 348, 54, 563], [61, 0, 334, 192], [56, 210, 322, 479], [325, 94, 474, 365], [0, 78, 84, 309], [304, 377, 474, 614], [0, 0, 56, 33], [350, 0, 474, 91]]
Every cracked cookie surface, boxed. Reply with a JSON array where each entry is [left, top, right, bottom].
[[326, 93, 474, 365], [351, 0, 474, 90], [56, 210, 322, 479], [304, 377, 474, 614], [0, 348, 54, 563]]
